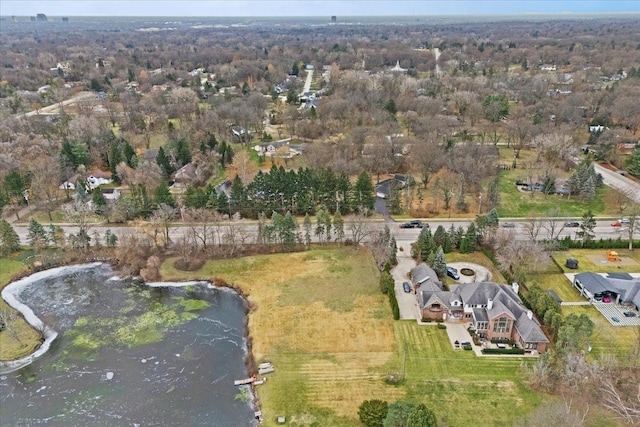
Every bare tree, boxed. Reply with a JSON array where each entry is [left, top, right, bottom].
[[346, 213, 375, 245], [495, 231, 550, 280], [150, 204, 177, 247], [542, 208, 567, 241], [410, 133, 445, 188], [523, 215, 544, 242]]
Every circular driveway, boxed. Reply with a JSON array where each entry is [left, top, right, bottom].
[[447, 262, 492, 284]]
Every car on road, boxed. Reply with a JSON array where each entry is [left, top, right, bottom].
[[399, 220, 423, 229], [501, 222, 516, 228], [623, 311, 637, 317], [564, 221, 580, 227], [403, 281, 411, 293], [446, 266, 460, 280], [611, 218, 630, 227]]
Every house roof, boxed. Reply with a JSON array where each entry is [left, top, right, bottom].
[[423, 292, 451, 310], [473, 308, 488, 322], [515, 312, 549, 343], [607, 272, 634, 280], [487, 299, 513, 320], [411, 263, 440, 286], [574, 272, 611, 295]]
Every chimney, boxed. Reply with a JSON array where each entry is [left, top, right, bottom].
[[527, 310, 533, 320], [512, 282, 519, 295], [487, 298, 493, 310]]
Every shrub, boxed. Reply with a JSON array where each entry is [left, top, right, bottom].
[[462, 344, 473, 350], [437, 323, 447, 329], [481, 348, 525, 355]]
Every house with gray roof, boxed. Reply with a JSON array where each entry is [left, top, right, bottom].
[[417, 280, 548, 353], [573, 272, 640, 310]]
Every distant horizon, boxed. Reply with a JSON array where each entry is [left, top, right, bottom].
[[1, 1, 639, 18]]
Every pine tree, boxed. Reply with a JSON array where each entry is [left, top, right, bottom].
[[154, 182, 175, 208], [353, 171, 375, 213], [92, 189, 107, 218], [465, 223, 478, 252], [303, 213, 312, 246], [27, 218, 49, 249], [156, 146, 173, 177], [432, 246, 447, 278], [282, 212, 297, 248], [333, 209, 344, 243], [0, 219, 20, 255]]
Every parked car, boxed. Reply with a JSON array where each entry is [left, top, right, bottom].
[[611, 316, 620, 323], [446, 266, 460, 280], [501, 222, 516, 228], [564, 221, 580, 227], [403, 281, 411, 293], [623, 311, 637, 317]]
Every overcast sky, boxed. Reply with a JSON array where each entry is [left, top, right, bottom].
[[2, 1, 639, 17]]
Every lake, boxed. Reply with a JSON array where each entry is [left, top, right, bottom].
[[0, 263, 256, 426]]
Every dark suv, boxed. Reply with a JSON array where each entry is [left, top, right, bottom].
[[399, 220, 423, 229]]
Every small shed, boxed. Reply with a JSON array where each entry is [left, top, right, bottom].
[[565, 257, 579, 269]]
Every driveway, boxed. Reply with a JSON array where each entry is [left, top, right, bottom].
[[442, 322, 482, 356], [446, 262, 492, 284], [391, 240, 420, 319]]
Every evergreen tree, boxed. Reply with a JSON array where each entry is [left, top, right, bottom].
[[303, 213, 312, 246], [379, 271, 394, 294], [154, 181, 175, 208], [389, 237, 397, 265], [333, 209, 344, 243], [92, 189, 108, 218], [174, 138, 192, 166], [358, 400, 389, 427], [156, 146, 174, 177], [383, 400, 417, 427], [229, 175, 248, 217], [216, 191, 230, 216], [104, 229, 118, 247], [433, 225, 447, 248], [0, 219, 20, 255], [48, 224, 65, 247], [406, 403, 437, 427], [464, 223, 478, 252], [353, 171, 375, 213], [27, 218, 48, 248], [625, 146, 640, 178], [315, 206, 327, 242], [432, 246, 447, 278], [442, 233, 452, 253], [282, 211, 297, 248], [576, 210, 596, 243]]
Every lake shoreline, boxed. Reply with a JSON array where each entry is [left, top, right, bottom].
[[0, 262, 261, 423]]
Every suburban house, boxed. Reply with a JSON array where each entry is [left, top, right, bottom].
[[253, 141, 306, 158], [573, 272, 640, 310], [414, 264, 548, 353], [173, 163, 198, 187]]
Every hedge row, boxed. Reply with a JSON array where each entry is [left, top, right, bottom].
[[481, 348, 525, 355]]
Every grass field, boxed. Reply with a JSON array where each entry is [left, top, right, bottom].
[[160, 248, 551, 426], [0, 258, 43, 360]]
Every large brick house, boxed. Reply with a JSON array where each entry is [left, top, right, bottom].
[[413, 263, 548, 353]]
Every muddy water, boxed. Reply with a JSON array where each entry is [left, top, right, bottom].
[[0, 264, 255, 426]]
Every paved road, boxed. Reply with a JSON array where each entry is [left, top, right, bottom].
[[23, 92, 95, 117], [10, 218, 632, 247], [593, 163, 640, 204]]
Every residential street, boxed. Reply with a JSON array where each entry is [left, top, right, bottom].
[[593, 163, 640, 204]]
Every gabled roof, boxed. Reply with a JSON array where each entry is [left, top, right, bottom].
[[473, 308, 488, 322], [574, 272, 611, 294], [515, 312, 549, 343], [487, 299, 514, 320], [423, 292, 451, 310], [410, 263, 440, 286]]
